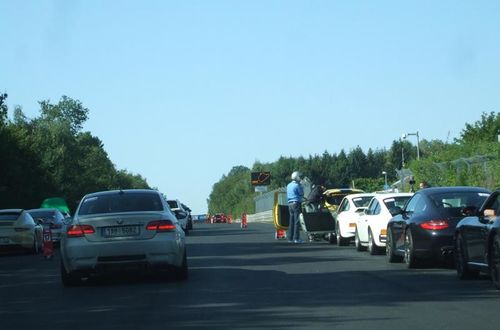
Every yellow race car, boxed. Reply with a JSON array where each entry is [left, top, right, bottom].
[[323, 188, 365, 213]]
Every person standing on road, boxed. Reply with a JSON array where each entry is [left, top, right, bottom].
[[287, 171, 304, 243]]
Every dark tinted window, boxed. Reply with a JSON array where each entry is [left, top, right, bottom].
[[429, 191, 489, 217], [383, 196, 411, 210], [28, 210, 58, 224], [167, 200, 179, 209], [352, 196, 373, 208], [0, 212, 21, 222], [79, 192, 163, 215]]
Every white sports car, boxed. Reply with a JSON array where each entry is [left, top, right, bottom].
[[0, 209, 43, 253], [355, 193, 413, 254], [335, 193, 375, 246]]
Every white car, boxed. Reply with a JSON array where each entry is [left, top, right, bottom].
[[166, 199, 189, 233], [355, 193, 413, 254], [60, 189, 187, 286], [335, 193, 375, 246], [0, 209, 43, 253]]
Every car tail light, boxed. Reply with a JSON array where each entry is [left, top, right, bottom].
[[67, 225, 95, 237], [380, 229, 387, 235], [420, 220, 449, 230], [14, 227, 30, 232], [146, 220, 175, 232]]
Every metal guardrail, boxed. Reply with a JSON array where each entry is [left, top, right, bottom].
[[235, 210, 273, 224]]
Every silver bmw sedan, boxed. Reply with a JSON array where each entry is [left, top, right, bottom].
[[60, 189, 187, 286]]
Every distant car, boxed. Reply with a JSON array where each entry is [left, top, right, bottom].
[[0, 209, 43, 253], [213, 214, 226, 223], [355, 193, 413, 254], [181, 203, 193, 230], [167, 199, 189, 233], [386, 186, 490, 268], [60, 189, 188, 286], [27, 208, 66, 244], [455, 189, 500, 289], [334, 193, 375, 246]]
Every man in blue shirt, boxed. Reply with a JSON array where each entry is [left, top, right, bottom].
[[287, 171, 304, 243]]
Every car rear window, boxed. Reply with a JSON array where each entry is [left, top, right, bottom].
[[430, 191, 489, 216], [0, 213, 21, 222], [383, 196, 411, 210], [78, 192, 164, 215], [28, 211, 55, 221], [352, 196, 373, 207]]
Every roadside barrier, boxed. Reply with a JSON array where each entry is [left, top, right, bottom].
[[275, 229, 286, 240], [241, 213, 248, 228]]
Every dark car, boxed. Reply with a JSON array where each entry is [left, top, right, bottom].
[[386, 186, 491, 268], [213, 213, 226, 223], [455, 189, 500, 289]]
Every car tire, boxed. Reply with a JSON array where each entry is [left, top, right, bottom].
[[174, 248, 188, 281], [336, 223, 349, 246], [61, 261, 82, 287], [489, 233, 500, 290], [404, 229, 421, 268], [456, 234, 479, 280], [368, 229, 380, 255], [328, 233, 336, 244], [355, 229, 366, 252], [386, 229, 403, 263]]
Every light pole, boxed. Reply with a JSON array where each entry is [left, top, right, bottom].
[[382, 171, 388, 190], [402, 131, 420, 160]]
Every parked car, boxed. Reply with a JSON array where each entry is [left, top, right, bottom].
[[0, 209, 43, 253], [334, 193, 374, 246], [386, 186, 491, 268], [213, 213, 226, 223], [181, 203, 193, 230], [455, 189, 500, 289], [323, 188, 365, 213], [355, 193, 413, 254], [27, 208, 66, 244], [166, 199, 189, 233], [60, 189, 188, 286]]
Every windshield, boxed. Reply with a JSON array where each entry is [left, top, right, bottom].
[[28, 210, 57, 223], [79, 192, 163, 215]]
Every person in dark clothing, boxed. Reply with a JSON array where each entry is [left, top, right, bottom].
[[305, 184, 326, 212]]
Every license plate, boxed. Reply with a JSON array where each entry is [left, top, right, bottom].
[[103, 226, 140, 237]]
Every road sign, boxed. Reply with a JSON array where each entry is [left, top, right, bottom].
[[251, 172, 271, 186]]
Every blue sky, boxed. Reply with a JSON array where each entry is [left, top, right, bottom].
[[1, 1, 499, 214]]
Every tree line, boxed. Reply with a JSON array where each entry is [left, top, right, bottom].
[[0, 93, 150, 212], [207, 112, 499, 217]]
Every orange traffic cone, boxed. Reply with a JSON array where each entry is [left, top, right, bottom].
[[42, 225, 54, 259]]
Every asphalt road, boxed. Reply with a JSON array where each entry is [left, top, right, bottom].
[[1, 222, 500, 330]]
